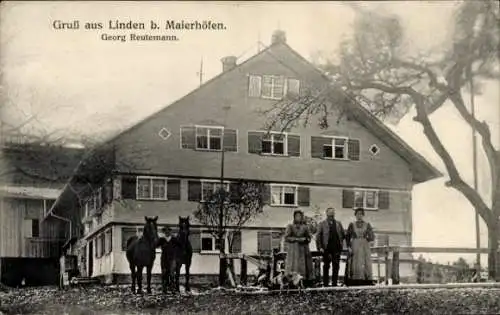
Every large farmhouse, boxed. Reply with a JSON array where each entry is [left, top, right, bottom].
[[48, 30, 441, 284]]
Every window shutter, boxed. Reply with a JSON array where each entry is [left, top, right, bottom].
[[121, 176, 136, 199], [311, 136, 329, 158], [348, 139, 360, 161], [286, 78, 300, 96], [228, 182, 240, 202], [223, 129, 238, 152], [188, 180, 202, 201], [180, 126, 196, 149], [261, 184, 271, 205], [378, 190, 390, 209], [190, 230, 201, 253], [287, 135, 301, 157], [257, 231, 271, 255], [247, 131, 263, 154], [298, 186, 310, 207], [229, 231, 242, 253], [342, 189, 354, 209], [167, 179, 181, 200], [248, 75, 262, 97]]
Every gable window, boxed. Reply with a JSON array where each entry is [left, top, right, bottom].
[[324, 137, 348, 159], [181, 126, 238, 152], [196, 126, 223, 151], [311, 136, 360, 161], [201, 180, 230, 202], [262, 132, 286, 155], [270, 184, 298, 206], [201, 232, 220, 253], [262, 75, 285, 100], [248, 75, 300, 99]]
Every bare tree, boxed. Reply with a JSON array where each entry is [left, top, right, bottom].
[[264, 1, 500, 280], [193, 180, 265, 286]]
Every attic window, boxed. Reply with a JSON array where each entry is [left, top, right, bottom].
[[369, 144, 380, 155], [158, 128, 171, 140]]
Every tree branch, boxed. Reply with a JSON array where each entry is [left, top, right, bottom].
[[447, 89, 499, 201], [410, 91, 494, 226]]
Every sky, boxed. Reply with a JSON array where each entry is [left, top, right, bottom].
[[1, 1, 499, 265]]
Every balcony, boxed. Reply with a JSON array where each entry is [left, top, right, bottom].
[[24, 237, 65, 258]]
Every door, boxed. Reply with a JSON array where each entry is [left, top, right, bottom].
[[88, 241, 93, 278]]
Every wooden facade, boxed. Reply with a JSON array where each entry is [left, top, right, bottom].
[[49, 30, 441, 283]]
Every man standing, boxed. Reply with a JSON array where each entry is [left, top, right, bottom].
[[316, 207, 345, 287]]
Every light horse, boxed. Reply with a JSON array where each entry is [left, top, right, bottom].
[[126, 216, 159, 294], [173, 216, 193, 292]]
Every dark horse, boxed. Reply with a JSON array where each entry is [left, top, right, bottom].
[[126, 216, 159, 294], [172, 216, 193, 292]]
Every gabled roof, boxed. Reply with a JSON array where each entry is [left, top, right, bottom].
[[60, 32, 441, 190]]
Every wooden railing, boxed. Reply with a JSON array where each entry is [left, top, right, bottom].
[[24, 237, 64, 258], [226, 246, 500, 286]]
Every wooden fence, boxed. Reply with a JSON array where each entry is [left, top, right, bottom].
[[224, 246, 500, 286]]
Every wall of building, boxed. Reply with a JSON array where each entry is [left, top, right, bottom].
[[113, 44, 413, 191]]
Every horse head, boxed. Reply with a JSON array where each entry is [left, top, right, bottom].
[[143, 216, 159, 246]]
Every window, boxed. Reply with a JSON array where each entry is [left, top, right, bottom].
[[201, 180, 230, 202], [270, 185, 298, 206], [201, 232, 220, 253], [196, 126, 223, 151], [249, 75, 300, 99], [323, 137, 348, 159], [121, 227, 143, 251], [257, 231, 283, 255], [354, 190, 379, 210], [137, 177, 167, 200], [262, 75, 285, 99], [105, 229, 112, 254], [311, 136, 360, 161], [262, 132, 286, 155], [31, 219, 39, 238]]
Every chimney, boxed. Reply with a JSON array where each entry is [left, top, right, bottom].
[[271, 30, 286, 45], [221, 56, 237, 72]]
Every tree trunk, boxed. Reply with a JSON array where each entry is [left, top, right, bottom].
[[218, 237, 226, 286], [488, 215, 499, 281]]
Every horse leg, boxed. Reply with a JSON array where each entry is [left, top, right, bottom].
[[136, 266, 144, 294], [175, 263, 181, 292], [129, 263, 136, 294], [146, 265, 152, 294], [185, 262, 191, 292]]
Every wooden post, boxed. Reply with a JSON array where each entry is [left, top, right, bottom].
[[240, 258, 247, 286], [314, 257, 321, 284], [384, 248, 389, 285], [391, 249, 400, 285]]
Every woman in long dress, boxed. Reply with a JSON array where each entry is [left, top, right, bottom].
[[346, 208, 375, 281], [284, 210, 314, 285]]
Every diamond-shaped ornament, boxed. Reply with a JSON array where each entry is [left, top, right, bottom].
[[369, 144, 380, 155], [158, 128, 171, 140]]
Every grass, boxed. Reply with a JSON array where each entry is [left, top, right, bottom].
[[1, 285, 499, 314]]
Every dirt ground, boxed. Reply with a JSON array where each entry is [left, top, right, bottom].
[[1, 285, 500, 314]]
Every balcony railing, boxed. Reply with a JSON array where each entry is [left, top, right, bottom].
[[24, 237, 65, 258]]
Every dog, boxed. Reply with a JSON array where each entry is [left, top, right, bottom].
[[271, 271, 305, 291]]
